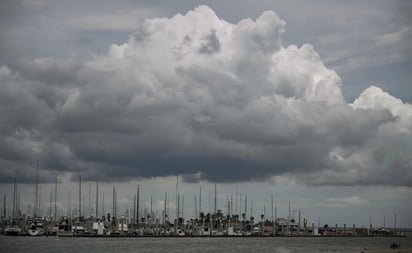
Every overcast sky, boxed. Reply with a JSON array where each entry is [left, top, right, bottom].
[[0, 0, 411, 227]]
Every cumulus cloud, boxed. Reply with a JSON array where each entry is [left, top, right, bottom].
[[0, 5, 411, 186]]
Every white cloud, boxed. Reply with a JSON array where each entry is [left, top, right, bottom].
[[352, 86, 412, 135], [352, 85, 412, 118], [0, 5, 411, 187]]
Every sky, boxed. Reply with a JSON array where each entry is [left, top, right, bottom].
[[0, 0, 411, 227]]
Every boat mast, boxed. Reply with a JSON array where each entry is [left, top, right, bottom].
[[83, 193, 85, 218], [136, 185, 139, 226], [150, 196, 153, 218], [182, 195, 185, 219], [3, 193, 6, 219], [214, 184, 217, 214], [38, 183, 41, 216], [199, 187, 201, 215], [244, 194, 247, 219], [235, 187, 238, 217], [225, 194, 228, 215], [88, 184, 91, 217], [177, 194, 180, 219], [68, 190, 71, 218], [16, 190, 20, 218], [54, 177, 57, 222], [208, 191, 211, 213], [194, 194, 197, 219], [49, 191, 52, 219], [102, 191, 105, 219], [34, 160, 39, 217], [271, 194, 274, 222], [79, 175, 81, 218], [288, 201, 291, 234], [164, 192, 167, 224], [115, 188, 117, 220], [175, 176, 179, 219], [112, 187, 115, 220], [167, 195, 169, 221], [251, 200, 253, 219], [12, 175, 16, 220], [133, 193, 136, 226], [230, 195, 233, 216], [95, 177, 98, 218], [238, 194, 242, 219]]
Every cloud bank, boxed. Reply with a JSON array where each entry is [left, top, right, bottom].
[[0, 6, 411, 186]]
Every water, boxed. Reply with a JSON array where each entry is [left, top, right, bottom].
[[1, 235, 411, 253]]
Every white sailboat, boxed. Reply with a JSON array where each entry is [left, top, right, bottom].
[[28, 217, 45, 236]]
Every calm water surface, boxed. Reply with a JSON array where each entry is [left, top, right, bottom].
[[1, 235, 411, 253]]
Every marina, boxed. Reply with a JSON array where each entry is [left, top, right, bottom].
[[1, 175, 407, 238], [1, 215, 407, 238]]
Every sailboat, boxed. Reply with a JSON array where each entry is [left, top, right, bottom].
[[28, 217, 45, 236], [5, 175, 22, 235], [4, 219, 21, 236]]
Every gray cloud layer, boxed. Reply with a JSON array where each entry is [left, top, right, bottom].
[[0, 6, 411, 186]]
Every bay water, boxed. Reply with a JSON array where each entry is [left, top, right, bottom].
[[1, 235, 411, 253]]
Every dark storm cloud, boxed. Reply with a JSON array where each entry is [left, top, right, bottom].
[[0, 6, 411, 186]]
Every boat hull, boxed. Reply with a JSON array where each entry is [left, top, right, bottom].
[[28, 228, 45, 236], [4, 228, 21, 236]]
